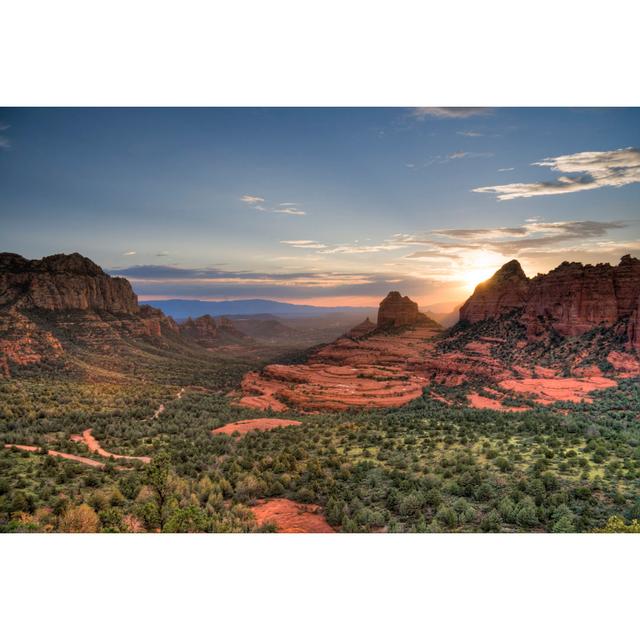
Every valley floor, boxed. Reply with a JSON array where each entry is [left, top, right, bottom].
[[1, 361, 639, 533]]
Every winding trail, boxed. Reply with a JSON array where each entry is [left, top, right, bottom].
[[71, 429, 151, 464], [5, 443, 108, 468], [149, 387, 185, 420]]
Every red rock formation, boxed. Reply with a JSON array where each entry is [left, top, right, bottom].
[[180, 314, 219, 341], [459, 260, 529, 323], [0, 252, 139, 313], [377, 291, 429, 328], [523, 261, 621, 339], [459, 255, 640, 349], [179, 314, 248, 347], [346, 317, 377, 339]]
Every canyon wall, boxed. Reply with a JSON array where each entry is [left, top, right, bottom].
[[460, 255, 640, 345]]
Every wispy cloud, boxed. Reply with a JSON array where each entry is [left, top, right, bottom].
[[456, 130, 484, 137], [240, 195, 265, 205], [281, 240, 328, 249], [447, 150, 494, 160], [123, 250, 137, 256], [410, 107, 493, 120], [498, 167, 514, 172], [273, 207, 306, 216], [241, 195, 306, 216], [474, 147, 640, 200], [394, 220, 633, 258]]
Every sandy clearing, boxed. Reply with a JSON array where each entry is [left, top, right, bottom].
[[250, 499, 334, 533], [213, 418, 302, 437]]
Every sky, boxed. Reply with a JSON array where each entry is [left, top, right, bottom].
[[1, 107, 639, 310]]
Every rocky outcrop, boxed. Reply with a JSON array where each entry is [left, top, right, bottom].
[[179, 314, 248, 347], [459, 260, 530, 324], [0, 252, 185, 375], [377, 291, 428, 328], [0, 252, 139, 313], [180, 314, 219, 341], [459, 255, 640, 347], [521, 258, 640, 339], [346, 317, 377, 339]]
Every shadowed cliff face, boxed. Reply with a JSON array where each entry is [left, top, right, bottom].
[[0, 252, 139, 313], [459, 255, 640, 345], [0, 252, 183, 376], [377, 291, 429, 328]]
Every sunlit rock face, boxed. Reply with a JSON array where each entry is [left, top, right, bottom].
[[459, 260, 530, 324], [459, 255, 640, 346]]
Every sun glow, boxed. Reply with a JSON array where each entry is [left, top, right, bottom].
[[461, 266, 497, 291], [459, 251, 505, 292]]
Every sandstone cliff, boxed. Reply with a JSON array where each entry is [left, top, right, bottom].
[[459, 255, 640, 347], [459, 260, 529, 324], [0, 252, 139, 313]]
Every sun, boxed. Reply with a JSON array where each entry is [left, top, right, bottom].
[[461, 267, 496, 292]]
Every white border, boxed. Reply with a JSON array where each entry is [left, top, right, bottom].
[[1, 0, 639, 106], [1, 1, 639, 637]]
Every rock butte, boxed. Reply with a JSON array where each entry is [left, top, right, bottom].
[[250, 498, 334, 533], [213, 418, 302, 436]]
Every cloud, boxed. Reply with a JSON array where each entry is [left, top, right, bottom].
[[394, 220, 632, 257], [410, 107, 493, 120], [273, 207, 306, 216], [281, 240, 328, 249], [122, 251, 137, 256], [447, 150, 494, 160], [498, 167, 514, 172], [474, 147, 640, 200], [240, 195, 265, 205], [456, 131, 484, 137], [242, 195, 306, 216], [109, 263, 439, 302]]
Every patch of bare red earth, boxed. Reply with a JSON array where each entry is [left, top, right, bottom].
[[467, 391, 528, 412], [250, 498, 334, 533], [498, 376, 617, 405], [70, 428, 150, 463], [213, 418, 301, 437]]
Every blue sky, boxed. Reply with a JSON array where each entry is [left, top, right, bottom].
[[1, 107, 639, 308]]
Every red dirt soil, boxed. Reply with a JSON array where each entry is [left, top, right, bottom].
[[213, 418, 302, 437], [250, 499, 334, 533], [4, 443, 107, 468], [467, 392, 528, 412], [70, 428, 151, 463], [498, 376, 617, 404]]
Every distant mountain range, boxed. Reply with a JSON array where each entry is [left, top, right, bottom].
[[145, 298, 378, 319]]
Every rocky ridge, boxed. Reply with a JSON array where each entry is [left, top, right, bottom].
[[461, 255, 640, 343]]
